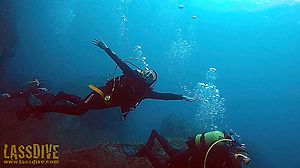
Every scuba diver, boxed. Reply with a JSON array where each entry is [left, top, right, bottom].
[[126, 130, 250, 168], [0, 79, 50, 108], [0, 79, 53, 117], [0, 79, 48, 101], [10, 38, 194, 121]]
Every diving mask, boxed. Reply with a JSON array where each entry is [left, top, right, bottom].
[[138, 69, 157, 85]]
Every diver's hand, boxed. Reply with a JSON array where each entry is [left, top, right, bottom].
[[0, 93, 11, 99], [38, 88, 48, 92], [93, 38, 108, 50], [182, 95, 195, 102], [37, 88, 50, 94]]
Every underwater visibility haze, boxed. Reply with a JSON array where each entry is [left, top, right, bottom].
[[0, 0, 300, 168]]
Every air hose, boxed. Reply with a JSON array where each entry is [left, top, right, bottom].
[[110, 57, 149, 90], [204, 139, 233, 168], [88, 57, 146, 103]]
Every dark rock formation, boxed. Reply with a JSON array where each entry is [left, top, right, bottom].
[[58, 143, 152, 168], [160, 114, 198, 139], [57, 138, 187, 168]]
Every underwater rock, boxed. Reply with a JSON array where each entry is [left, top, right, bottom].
[[57, 139, 187, 168], [160, 114, 198, 139], [57, 143, 152, 168]]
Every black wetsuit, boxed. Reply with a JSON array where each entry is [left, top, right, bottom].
[[32, 47, 184, 116]]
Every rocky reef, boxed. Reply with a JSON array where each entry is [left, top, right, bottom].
[[0, 112, 191, 168], [57, 143, 152, 168], [57, 137, 187, 168]]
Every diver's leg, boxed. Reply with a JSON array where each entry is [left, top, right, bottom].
[[50, 85, 107, 107], [150, 130, 177, 157], [17, 88, 107, 120], [135, 130, 177, 157], [15, 92, 87, 117], [39, 90, 106, 115], [147, 151, 163, 168], [29, 90, 89, 108], [23, 90, 83, 107], [16, 98, 87, 120], [51, 91, 82, 104], [134, 130, 157, 157], [42, 102, 87, 115]]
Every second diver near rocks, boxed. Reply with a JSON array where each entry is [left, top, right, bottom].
[[127, 130, 250, 168], [15, 38, 194, 121]]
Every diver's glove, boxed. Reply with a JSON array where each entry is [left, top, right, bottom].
[[234, 153, 251, 165], [21, 79, 41, 93], [182, 95, 195, 102], [0, 93, 11, 100], [93, 38, 108, 50]]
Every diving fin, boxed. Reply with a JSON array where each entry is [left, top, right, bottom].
[[28, 94, 42, 107]]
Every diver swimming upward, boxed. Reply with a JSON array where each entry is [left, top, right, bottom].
[[1, 38, 194, 121]]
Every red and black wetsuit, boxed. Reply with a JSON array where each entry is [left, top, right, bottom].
[[36, 47, 184, 116]]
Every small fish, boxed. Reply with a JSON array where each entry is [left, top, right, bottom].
[[192, 16, 197, 19]]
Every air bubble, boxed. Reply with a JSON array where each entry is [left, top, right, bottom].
[[191, 68, 227, 131], [206, 67, 218, 84]]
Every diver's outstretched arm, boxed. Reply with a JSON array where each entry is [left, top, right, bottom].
[[146, 91, 194, 102], [93, 38, 139, 78]]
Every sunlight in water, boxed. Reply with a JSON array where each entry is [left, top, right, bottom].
[[191, 0, 300, 11]]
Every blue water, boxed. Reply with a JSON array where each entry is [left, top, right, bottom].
[[1, 0, 300, 168]]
